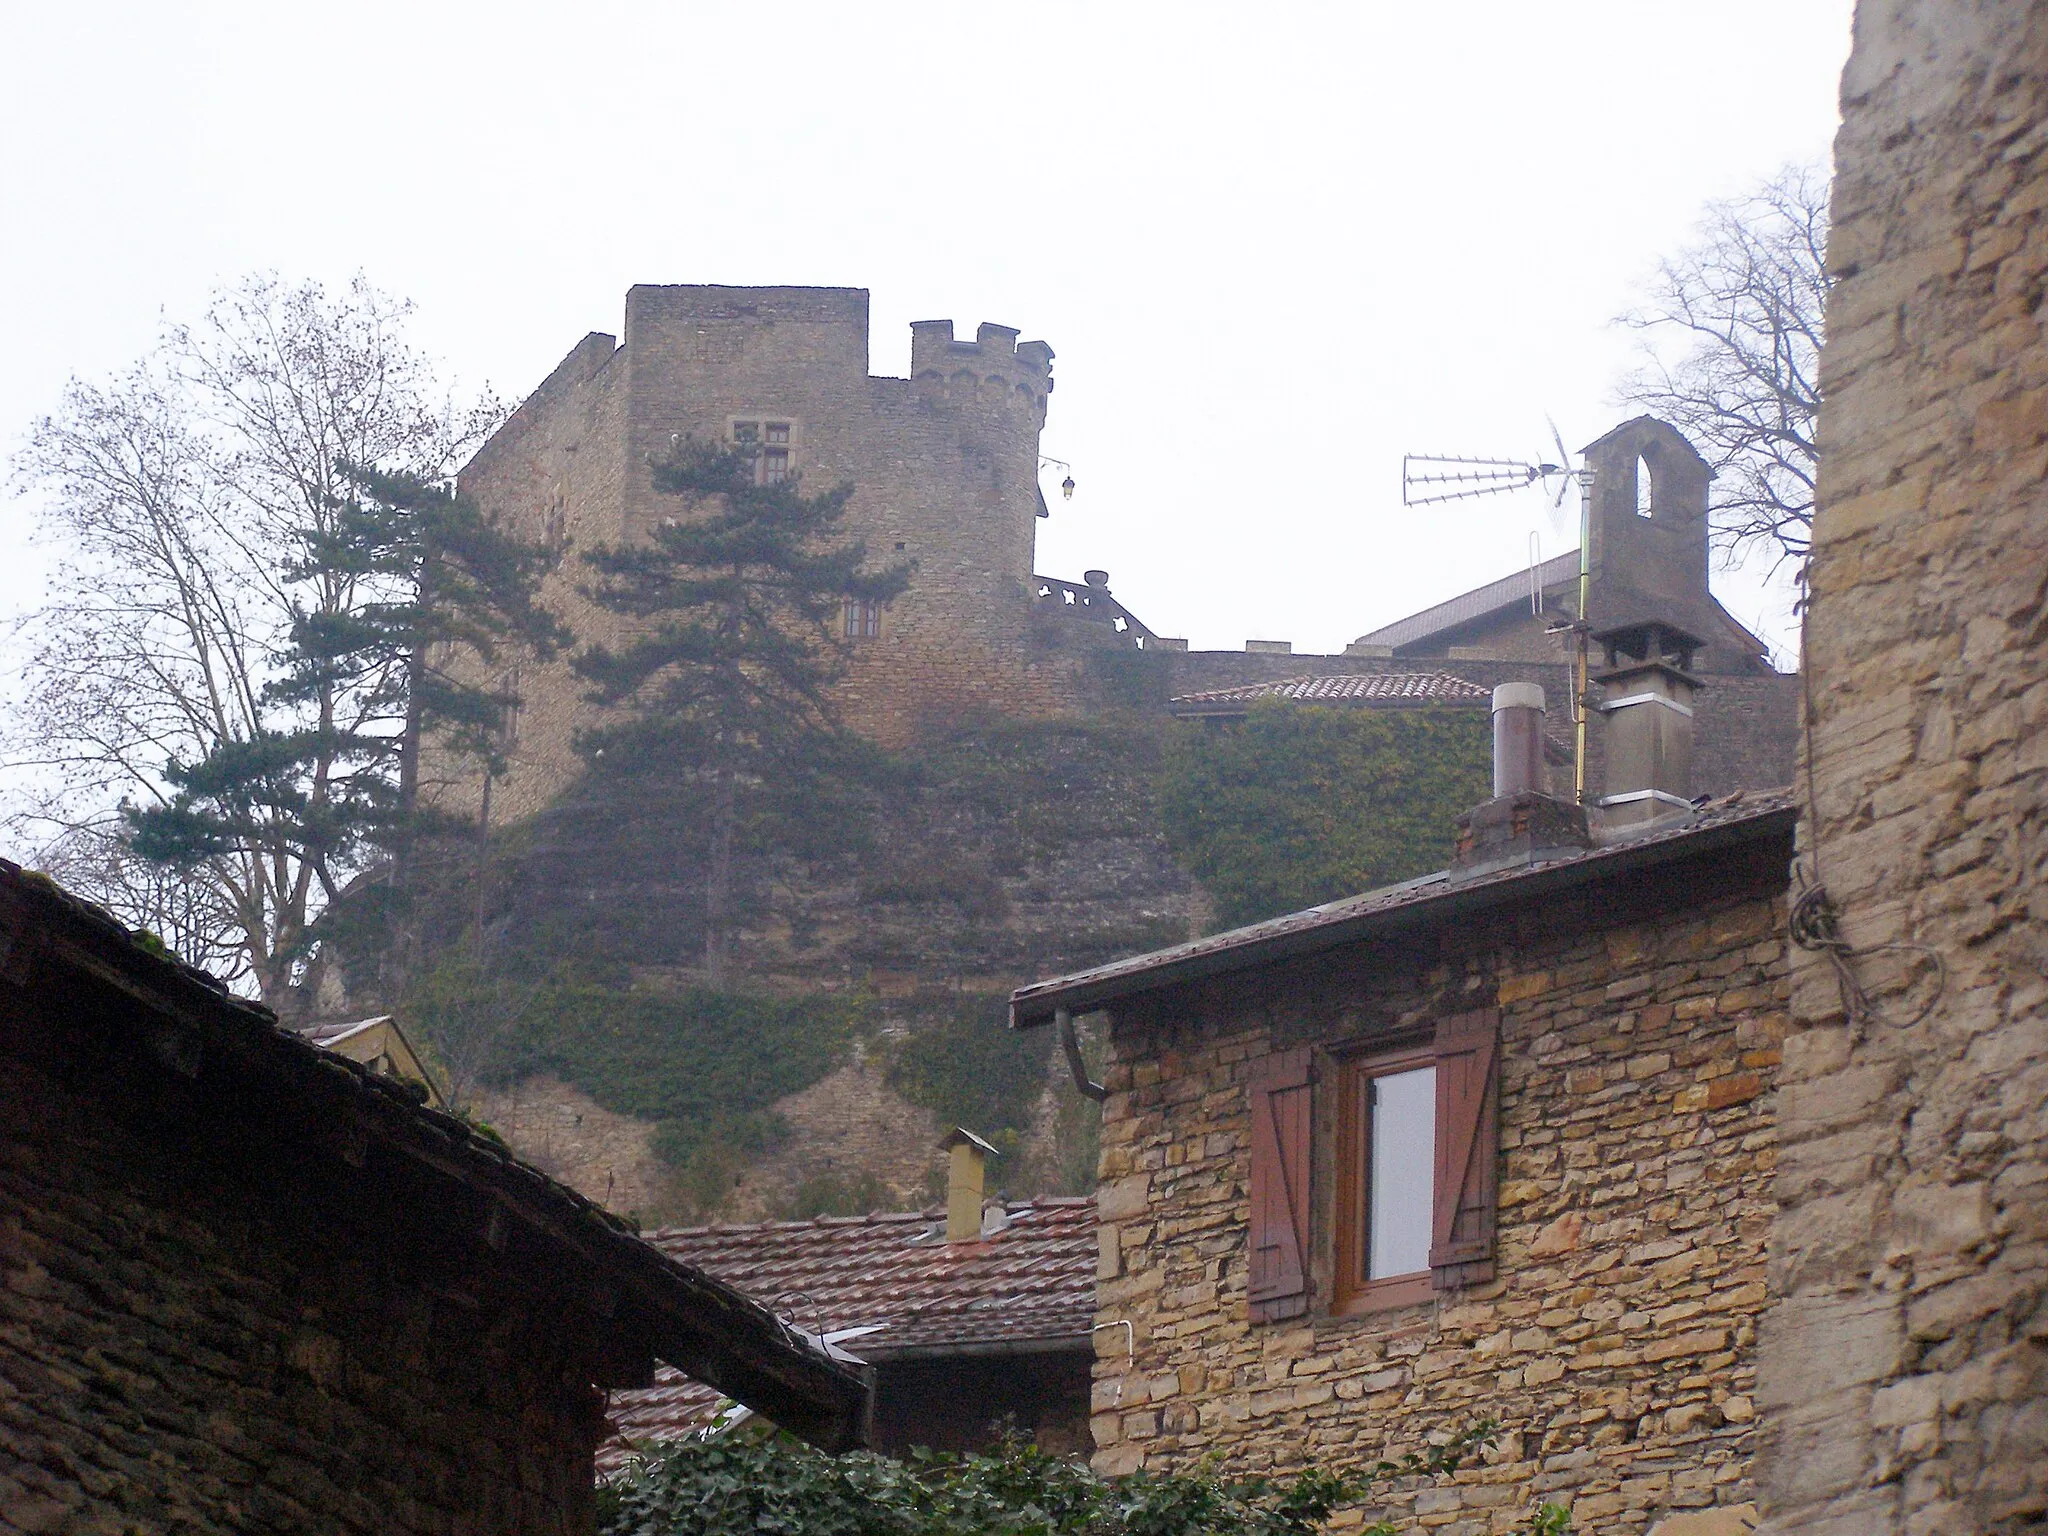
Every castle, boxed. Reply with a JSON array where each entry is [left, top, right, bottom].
[[457, 285, 1797, 823], [456, 285, 1148, 823]]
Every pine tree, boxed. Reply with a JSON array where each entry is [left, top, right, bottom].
[[572, 439, 909, 986], [126, 463, 568, 1002]]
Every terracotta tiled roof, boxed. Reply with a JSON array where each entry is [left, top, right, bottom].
[[1010, 790, 1799, 1028], [601, 1198, 1096, 1471], [1170, 672, 1492, 713]]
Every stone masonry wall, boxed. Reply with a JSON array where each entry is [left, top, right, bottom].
[[1092, 840, 1791, 1535], [449, 329, 627, 826], [1755, 6, 2048, 1532], [0, 1047, 605, 1534]]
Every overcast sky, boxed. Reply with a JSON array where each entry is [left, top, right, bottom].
[[1, 2, 1852, 664]]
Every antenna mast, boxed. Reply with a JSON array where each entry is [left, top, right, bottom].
[[1400, 433, 1595, 805]]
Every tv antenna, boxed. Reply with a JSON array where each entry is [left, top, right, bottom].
[[1400, 420, 1596, 805]]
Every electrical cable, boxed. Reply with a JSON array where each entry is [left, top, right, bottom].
[[1790, 588, 1947, 1039]]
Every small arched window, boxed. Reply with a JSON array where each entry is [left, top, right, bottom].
[[1636, 455, 1655, 518]]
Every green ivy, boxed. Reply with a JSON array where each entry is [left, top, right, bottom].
[[408, 974, 873, 1168], [780, 1167, 894, 1220], [1157, 702, 1492, 929], [599, 1435, 1359, 1536], [597, 1423, 1572, 1536], [883, 995, 1054, 1157]]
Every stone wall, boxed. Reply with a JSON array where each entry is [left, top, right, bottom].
[[1755, 5, 2048, 1531], [0, 1050, 604, 1534], [1091, 832, 1792, 1535], [448, 328, 626, 825]]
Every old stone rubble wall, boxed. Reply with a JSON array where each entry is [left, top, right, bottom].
[[1756, 5, 2048, 1533], [1093, 849, 1789, 1534], [0, 1047, 603, 1535]]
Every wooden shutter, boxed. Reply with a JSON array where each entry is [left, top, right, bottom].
[[1247, 1047, 1313, 1322], [1430, 1010, 1499, 1287]]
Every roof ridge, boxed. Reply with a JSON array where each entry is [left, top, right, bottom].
[[1171, 671, 1494, 708]]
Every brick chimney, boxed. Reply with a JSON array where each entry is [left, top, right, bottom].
[[1592, 620, 1703, 827], [941, 1127, 999, 1242], [1452, 683, 1591, 872]]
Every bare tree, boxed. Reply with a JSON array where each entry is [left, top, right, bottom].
[[1617, 162, 1832, 574], [6, 274, 501, 1004], [32, 823, 248, 977]]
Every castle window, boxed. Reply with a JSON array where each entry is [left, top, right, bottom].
[[1636, 455, 1655, 518], [730, 419, 794, 484], [542, 497, 568, 562], [499, 667, 521, 745], [843, 599, 882, 640]]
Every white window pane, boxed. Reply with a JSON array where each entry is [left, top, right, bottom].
[[1369, 1066, 1436, 1279]]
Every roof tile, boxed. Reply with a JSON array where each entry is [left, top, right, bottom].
[[601, 1197, 1096, 1470], [1170, 672, 1492, 711]]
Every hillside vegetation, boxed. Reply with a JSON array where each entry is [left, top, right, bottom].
[[383, 704, 1490, 1221]]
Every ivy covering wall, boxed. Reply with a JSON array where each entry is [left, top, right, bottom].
[[1158, 702, 1492, 929]]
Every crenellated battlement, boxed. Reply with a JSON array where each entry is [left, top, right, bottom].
[[909, 320, 1054, 408]]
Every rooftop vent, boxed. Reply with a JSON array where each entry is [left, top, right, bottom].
[[1452, 682, 1590, 871]]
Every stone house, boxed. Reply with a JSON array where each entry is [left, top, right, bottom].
[[1754, 3, 2048, 1530], [603, 1134, 1096, 1470], [1010, 687, 1796, 1534], [1166, 417, 1802, 807], [0, 860, 865, 1533]]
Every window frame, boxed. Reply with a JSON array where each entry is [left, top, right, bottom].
[[1332, 1041, 1440, 1315], [730, 417, 797, 485], [1247, 1010, 1497, 1328], [843, 598, 883, 640]]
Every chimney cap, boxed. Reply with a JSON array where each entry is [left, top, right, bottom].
[[1590, 618, 1705, 665], [1491, 682, 1545, 713], [939, 1126, 1000, 1156]]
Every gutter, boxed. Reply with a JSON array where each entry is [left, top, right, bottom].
[[857, 1334, 1096, 1364]]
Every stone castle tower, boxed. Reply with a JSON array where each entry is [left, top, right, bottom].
[[455, 285, 1088, 820]]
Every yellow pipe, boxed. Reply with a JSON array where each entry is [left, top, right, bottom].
[[1574, 474, 1591, 805]]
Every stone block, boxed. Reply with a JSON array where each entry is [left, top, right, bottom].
[[1649, 1502, 1758, 1534], [1756, 1293, 1902, 1408]]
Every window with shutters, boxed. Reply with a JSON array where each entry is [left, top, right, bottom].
[[1334, 1043, 1441, 1312], [1245, 1011, 1499, 1324]]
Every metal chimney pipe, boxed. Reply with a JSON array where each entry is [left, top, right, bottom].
[[1491, 683, 1546, 798]]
